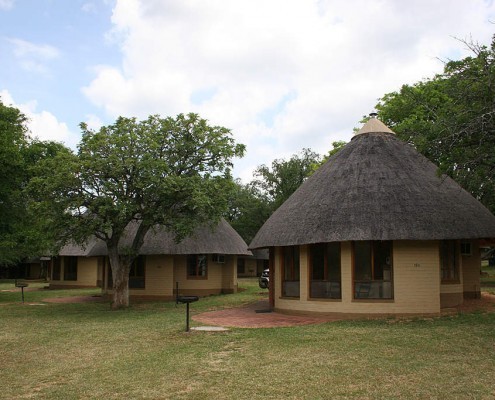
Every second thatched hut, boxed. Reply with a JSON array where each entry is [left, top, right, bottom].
[[249, 117, 495, 315]]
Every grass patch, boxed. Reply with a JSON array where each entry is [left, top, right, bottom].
[[1, 279, 495, 399], [481, 264, 495, 287], [0, 279, 101, 304]]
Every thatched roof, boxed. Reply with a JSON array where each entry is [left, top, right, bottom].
[[59, 218, 251, 257], [250, 118, 495, 249]]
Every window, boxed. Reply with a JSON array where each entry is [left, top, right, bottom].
[[281, 246, 300, 297], [107, 256, 146, 289], [52, 257, 61, 281], [310, 243, 341, 299], [64, 257, 78, 281], [129, 256, 145, 289], [353, 241, 393, 299], [460, 242, 472, 256], [237, 257, 245, 274], [187, 255, 208, 279], [441, 240, 459, 282]]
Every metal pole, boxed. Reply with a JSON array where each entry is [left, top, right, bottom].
[[185, 302, 190, 332]]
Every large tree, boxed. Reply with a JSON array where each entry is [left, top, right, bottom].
[[252, 148, 322, 210], [376, 36, 495, 213], [31, 113, 245, 308], [225, 180, 271, 244], [0, 101, 27, 264], [0, 100, 68, 265]]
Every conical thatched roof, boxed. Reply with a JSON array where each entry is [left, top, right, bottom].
[[249, 119, 495, 249], [60, 218, 251, 256]]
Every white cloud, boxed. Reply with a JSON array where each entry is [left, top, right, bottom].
[[83, 113, 104, 131], [0, 0, 14, 10], [83, 0, 495, 181], [81, 2, 97, 13], [7, 38, 60, 74], [0, 89, 77, 148]]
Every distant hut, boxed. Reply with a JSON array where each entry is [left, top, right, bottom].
[[49, 218, 251, 299], [249, 117, 495, 315]]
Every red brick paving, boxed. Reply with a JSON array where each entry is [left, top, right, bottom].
[[193, 294, 495, 328], [42, 296, 105, 303], [192, 300, 344, 328]]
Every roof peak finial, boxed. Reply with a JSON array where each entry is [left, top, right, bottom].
[[369, 112, 378, 119], [354, 113, 395, 136]]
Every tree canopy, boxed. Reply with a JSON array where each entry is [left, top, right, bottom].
[[225, 180, 272, 245], [227, 142, 348, 244], [31, 113, 245, 308], [376, 36, 495, 213], [0, 100, 69, 266], [252, 148, 322, 210]]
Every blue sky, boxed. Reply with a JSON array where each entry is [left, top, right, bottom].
[[0, 0, 118, 147], [1, 0, 495, 181]]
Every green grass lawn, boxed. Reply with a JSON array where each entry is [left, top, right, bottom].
[[1, 279, 495, 399]]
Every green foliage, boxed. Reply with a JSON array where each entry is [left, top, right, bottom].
[[225, 180, 272, 244], [0, 100, 69, 265], [376, 36, 495, 213], [31, 113, 245, 307], [229, 143, 347, 244], [253, 148, 322, 210], [0, 101, 27, 264]]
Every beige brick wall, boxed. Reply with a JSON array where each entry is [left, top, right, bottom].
[[52, 256, 99, 287], [393, 241, 441, 313], [222, 255, 237, 293], [173, 254, 237, 296], [129, 255, 174, 297], [274, 241, 442, 315], [238, 257, 257, 277], [462, 240, 481, 298], [92, 254, 239, 297]]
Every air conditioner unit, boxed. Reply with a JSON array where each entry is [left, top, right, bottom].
[[212, 254, 225, 263]]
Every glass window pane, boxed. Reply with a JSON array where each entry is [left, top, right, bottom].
[[327, 242, 341, 281], [311, 244, 325, 280], [198, 255, 207, 277], [354, 241, 371, 281], [52, 257, 61, 280], [373, 241, 392, 280], [293, 246, 300, 279]]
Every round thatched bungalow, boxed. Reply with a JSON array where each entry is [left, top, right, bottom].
[[50, 218, 251, 299], [249, 117, 495, 315]]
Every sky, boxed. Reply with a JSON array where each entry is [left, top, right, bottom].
[[1, 0, 494, 182]]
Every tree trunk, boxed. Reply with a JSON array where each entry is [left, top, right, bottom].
[[106, 224, 151, 309], [108, 245, 132, 309]]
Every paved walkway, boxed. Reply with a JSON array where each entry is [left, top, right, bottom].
[[193, 293, 495, 329], [192, 300, 344, 328]]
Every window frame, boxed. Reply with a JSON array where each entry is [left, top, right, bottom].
[[281, 246, 300, 298], [129, 255, 146, 289], [460, 242, 472, 256], [352, 241, 394, 300], [440, 240, 460, 283], [187, 254, 208, 280], [64, 256, 78, 281], [51, 257, 61, 281], [309, 242, 341, 300], [237, 257, 245, 275]]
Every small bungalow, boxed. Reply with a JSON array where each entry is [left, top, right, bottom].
[[249, 117, 495, 316], [49, 218, 251, 299], [237, 249, 269, 277]]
